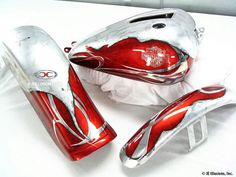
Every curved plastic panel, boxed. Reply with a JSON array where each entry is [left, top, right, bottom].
[[120, 85, 236, 168], [0, 26, 116, 160], [68, 8, 200, 84]]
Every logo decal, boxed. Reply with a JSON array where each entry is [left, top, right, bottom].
[[141, 46, 169, 67], [34, 70, 57, 79]]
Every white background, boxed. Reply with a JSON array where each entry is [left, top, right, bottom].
[[0, 1, 236, 177]]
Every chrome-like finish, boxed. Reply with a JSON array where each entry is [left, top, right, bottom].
[[1, 26, 74, 116], [0, 26, 94, 144], [0, 56, 5, 70], [69, 8, 200, 59], [48, 94, 90, 145], [0, 25, 110, 147], [187, 115, 208, 151], [120, 90, 236, 168], [195, 27, 205, 43], [68, 8, 200, 84]]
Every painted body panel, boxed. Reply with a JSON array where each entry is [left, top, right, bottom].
[[68, 8, 200, 84], [120, 86, 236, 168], [0, 26, 116, 160]]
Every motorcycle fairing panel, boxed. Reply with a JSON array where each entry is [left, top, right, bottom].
[[68, 8, 202, 84], [0, 26, 117, 161], [120, 85, 236, 168]]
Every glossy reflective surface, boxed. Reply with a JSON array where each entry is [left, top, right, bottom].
[[120, 85, 236, 168], [1, 26, 116, 160], [70, 38, 192, 84], [68, 8, 199, 84]]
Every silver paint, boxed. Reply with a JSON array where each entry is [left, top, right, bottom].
[[0, 26, 75, 117], [69, 8, 200, 60], [120, 91, 236, 168], [187, 115, 208, 151], [0, 26, 106, 147], [48, 94, 90, 146]]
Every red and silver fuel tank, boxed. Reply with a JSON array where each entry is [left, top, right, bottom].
[[68, 8, 203, 84]]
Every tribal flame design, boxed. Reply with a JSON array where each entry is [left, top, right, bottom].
[[1, 25, 116, 161], [69, 38, 192, 84], [26, 66, 116, 160], [120, 85, 229, 168]]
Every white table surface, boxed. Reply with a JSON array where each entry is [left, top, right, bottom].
[[0, 1, 236, 177]]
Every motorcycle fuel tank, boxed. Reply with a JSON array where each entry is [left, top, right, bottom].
[[68, 8, 203, 84]]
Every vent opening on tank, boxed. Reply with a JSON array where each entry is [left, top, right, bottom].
[[130, 13, 174, 23]]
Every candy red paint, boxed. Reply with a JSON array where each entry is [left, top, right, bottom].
[[25, 66, 116, 160], [70, 38, 192, 84], [124, 85, 225, 158]]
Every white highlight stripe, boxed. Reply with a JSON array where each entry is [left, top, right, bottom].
[[73, 92, 107, 141], [48, 94, 89, 146]]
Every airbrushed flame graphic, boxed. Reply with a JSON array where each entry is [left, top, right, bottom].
[[68, 38, 192, 84], [1, 26, 116, 161], [49, 94, 91, 146], [40, 66, 117, 160], [49, 91, 108, 147], [71, 52, 105, 70], [120, 85, 236, 168], [68, 9, 200, 84]]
